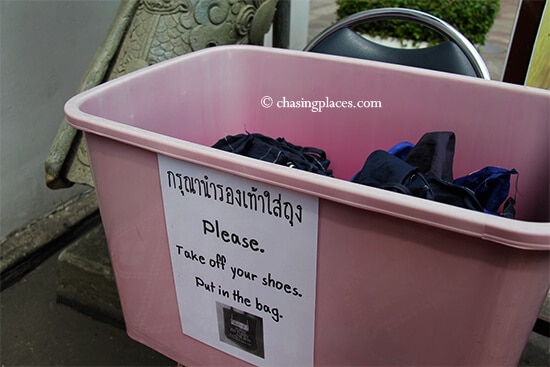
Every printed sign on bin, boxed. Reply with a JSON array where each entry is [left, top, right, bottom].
[[158, 155, 319, 366]]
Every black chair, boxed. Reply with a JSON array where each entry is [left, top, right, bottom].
[[305, 8, 491, 79]]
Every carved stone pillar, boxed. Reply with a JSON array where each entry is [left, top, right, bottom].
[[46, 0, 278, 188]]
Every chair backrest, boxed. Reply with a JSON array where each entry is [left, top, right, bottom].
[[305, 8, 491, 80]]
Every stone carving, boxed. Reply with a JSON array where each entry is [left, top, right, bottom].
[[46, 0, 278, 188], [110, 0, 276, 78]]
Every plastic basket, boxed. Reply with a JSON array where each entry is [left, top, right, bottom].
[[65, 45, 549, 366]]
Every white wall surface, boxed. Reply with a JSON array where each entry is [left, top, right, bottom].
[[0, 0, 121, 242], [264, 0, 310, 50], [288, 0, 310, 50]]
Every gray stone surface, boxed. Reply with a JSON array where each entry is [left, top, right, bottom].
[[0, 190, 99, 290], [57, 223, 124, 327], [0, 247, 174, 366]]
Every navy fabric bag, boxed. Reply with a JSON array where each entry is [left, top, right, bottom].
[[454, 166, 518, 215], [352, 150, 434, 199], [352, 149, 484, 211], [357, 132, 518, 217], [212, 133, 333, 176]]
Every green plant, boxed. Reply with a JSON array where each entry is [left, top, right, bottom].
[[336, 0, 500, 46]]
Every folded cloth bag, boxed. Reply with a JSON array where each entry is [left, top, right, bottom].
[[384, 131, 518, 217], [352, 150, 484, 212], [212, 133, 333, 176], [454, 166, 518, 215]]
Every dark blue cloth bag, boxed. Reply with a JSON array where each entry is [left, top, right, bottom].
[[212, 133, 333, 177], [356, 132, 518, 217], [352, 149, 484, 212], [454, 166, 518, 215]]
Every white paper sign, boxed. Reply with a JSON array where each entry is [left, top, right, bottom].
[[158, 154, 319, 366]]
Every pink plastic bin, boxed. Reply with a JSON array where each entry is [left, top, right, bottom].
[[65, 46, 549, 366]]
